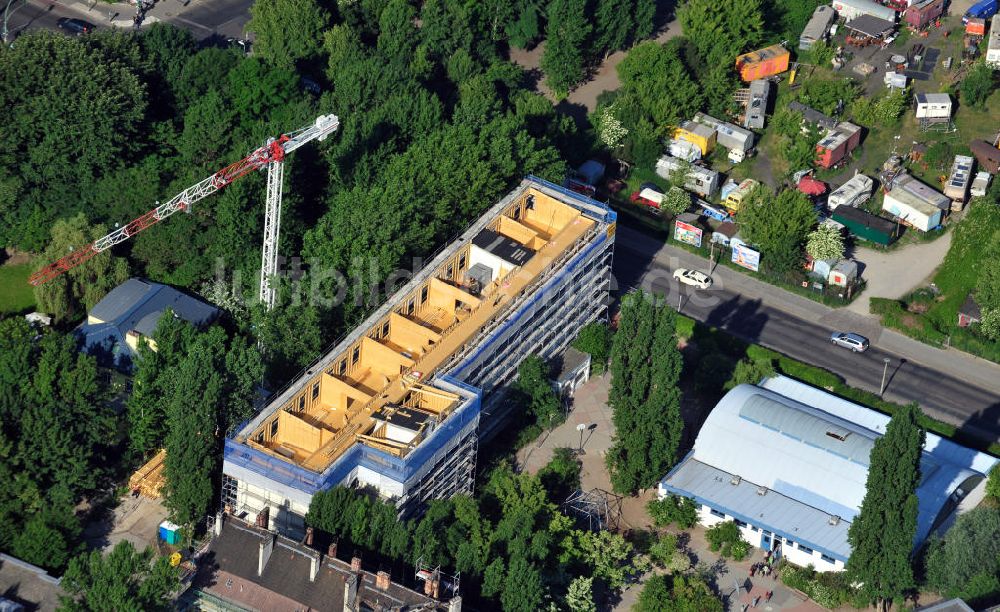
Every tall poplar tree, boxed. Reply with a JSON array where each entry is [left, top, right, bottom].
[[607, 291, 685, 493], [540, 0, 592, 98], [847, 403, 925, 612], [593, 0, 635, 57], [163, 330, 227, 528]]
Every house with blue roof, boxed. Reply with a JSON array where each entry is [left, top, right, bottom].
[[76, 278, 220, 371], [658, 375, 997, 572]]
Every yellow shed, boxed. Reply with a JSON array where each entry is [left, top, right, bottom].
[[724, 179, 760, 213], [673, 121, 716, 156]]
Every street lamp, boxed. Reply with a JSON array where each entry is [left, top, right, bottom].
[[879, 357, 891, 396], [2, 0, 27, 44], [576, 423, 587, 454]]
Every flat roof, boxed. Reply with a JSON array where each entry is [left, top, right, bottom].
[[889, 174, 950, 213], [845, 14, 895, 38], [916, 93, 952, 105], [234, 179, 610, 473]]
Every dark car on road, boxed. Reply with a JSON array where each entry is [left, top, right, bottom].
[[57, 18, 95, 35]]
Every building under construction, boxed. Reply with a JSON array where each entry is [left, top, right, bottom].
[[222, 177, 617, 536]]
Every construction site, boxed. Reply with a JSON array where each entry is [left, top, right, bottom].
[[222, 177, 617, 536]]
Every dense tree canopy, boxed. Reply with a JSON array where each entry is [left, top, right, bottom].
[[0, 318, 115, 571], [248, 0, 332, 71], [59, 540, 179, 612], [737, 187, 817, 274], [925, 506, 1000, 605]]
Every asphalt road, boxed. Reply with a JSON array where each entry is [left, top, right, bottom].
[[5, 0, 252, 42], [613, 224, 1000, 444]]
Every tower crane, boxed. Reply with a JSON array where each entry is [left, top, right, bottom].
[[28, 114, 340, 311]]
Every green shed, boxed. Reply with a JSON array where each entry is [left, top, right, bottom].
[[831, 206, 897, 246]]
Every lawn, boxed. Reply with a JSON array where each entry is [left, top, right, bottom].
[[0, 263, 36, 314]]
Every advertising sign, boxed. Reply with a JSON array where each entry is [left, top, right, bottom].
[[731, 243, 761, 272], [674, 220, 703, 247]]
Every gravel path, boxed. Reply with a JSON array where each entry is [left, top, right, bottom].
[[847, 230, 953, 315], [507, 16, 684, 121]]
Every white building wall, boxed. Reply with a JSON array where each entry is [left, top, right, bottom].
[[468, 245, 514, 283], [693, 503, 845, 573], [915, 104, 952, 119], [882, 193, 939, 231]]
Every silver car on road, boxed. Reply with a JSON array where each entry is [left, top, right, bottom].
[[830, 332, 869, 352]]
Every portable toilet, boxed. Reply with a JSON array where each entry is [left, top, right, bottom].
[[159, 520, 182, 545]]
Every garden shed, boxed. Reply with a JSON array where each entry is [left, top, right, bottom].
[[957, 294, 982, 327]]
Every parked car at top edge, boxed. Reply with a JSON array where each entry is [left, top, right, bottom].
[[673, 269, 713, 290], [57, 18, 95, 35], [830, 332, 869, 352]]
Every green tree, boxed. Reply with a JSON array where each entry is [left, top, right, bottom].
[[59, 541, 179, 611], [636, 574, 723, 612], [976, 248, 1000, 311], [705, 521, 749, 560], [633, 0, 656, 40], [247, 0, 331, 70], [541, 0, 592, 98], [678, 0, 764, 67], [33, 214, 130, 323], [162, 330, 228, 527], [514, 355, 562, 427], [572, 321, 613, 374], [961, 61, 994, 109], [847, 403, 925, 611], [616, 41, 702, 137], [662, 186, 691, 216], [506, 2, 541, 49], [924, 506, 1000, 605], [501, 555, 544, 612], [725, 356, 775, 389], [593, 0, 635, 56], [737, 188, 817, 274], [0, 32, 146, 248], [987, 463, 1000, 500], [647, 494, 699, 529], [566, 575, 597, 612], [537, 447, 581, 502], [578, 529, 638, 590], [607, 291, 684, 493], [806, 223, 846, 262]]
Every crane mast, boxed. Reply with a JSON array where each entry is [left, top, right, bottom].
[[29, 114, 340, 311]]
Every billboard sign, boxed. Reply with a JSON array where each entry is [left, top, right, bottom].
[[732, 243, 761, 272], [674, 220, 703, 247]]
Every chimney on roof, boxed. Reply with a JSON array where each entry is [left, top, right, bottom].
[[448, 596, 463, 612], [256, 506, 270, 530], [309, 552, 320, 582], [257, 533, 275, 577], [327, 541, 338, 559], [376, 570, 390, 591], [304, 526, 314, 546], [351, 556, 362, 572], [424, 578, 440, 599], [343, 574, 359, 612]]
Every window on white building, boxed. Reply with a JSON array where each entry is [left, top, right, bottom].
[[821, 553, 836, 564], [709, 508, 726, 518], [798, 544, 814, 554], [734, 519, 747, 528]]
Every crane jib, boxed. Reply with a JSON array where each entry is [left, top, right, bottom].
[[27, 114, 340, 286]]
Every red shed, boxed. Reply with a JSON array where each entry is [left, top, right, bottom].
[[905, 0, 945, 29], [816, 122, 863, 169], [798, 175, 828, 196], [734, 44, 790, 82]]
